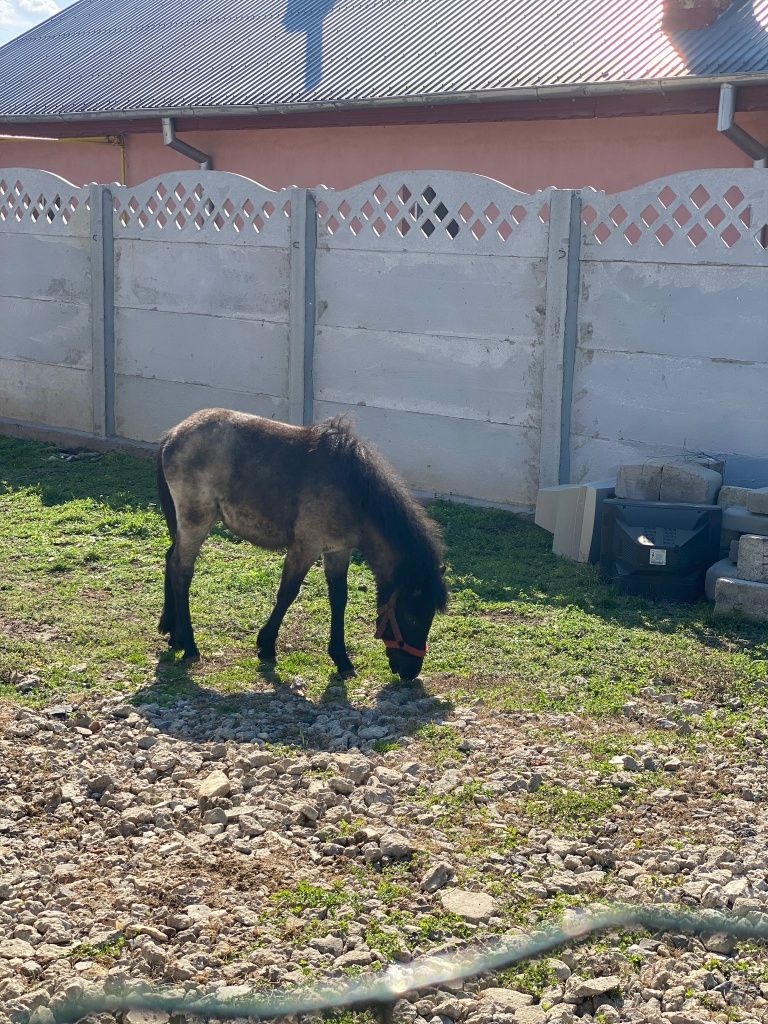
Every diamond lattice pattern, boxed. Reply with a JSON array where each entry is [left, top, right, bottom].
[[317, 182, 548, 243], [113, 181, 286, 234], [583, 182, 766, 252], [0, 178, 81, 226]]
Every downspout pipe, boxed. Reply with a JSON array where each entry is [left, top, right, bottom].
[[161, 116, 212, 169], [717, 84, 767, 168]]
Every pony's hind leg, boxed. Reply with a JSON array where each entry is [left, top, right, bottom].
[[159, 544, 177, 640], [324, 549, 354, 677], [257, 542, 317, 662], [167, 511, 215, 661]]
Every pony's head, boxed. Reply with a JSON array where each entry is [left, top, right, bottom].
[[377, 563, 448, 680]]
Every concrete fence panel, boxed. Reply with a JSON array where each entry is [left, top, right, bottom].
[[312, 172, 552, 507], [0, 170, 93, 433], [572, 169, 768, 486], [111, 173, 296, 442]]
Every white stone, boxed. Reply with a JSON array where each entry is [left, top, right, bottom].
[[440, 888, 499, 922], [197, 771, 231, 800]]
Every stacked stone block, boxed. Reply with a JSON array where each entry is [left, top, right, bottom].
[[713, 533, 768, 623]]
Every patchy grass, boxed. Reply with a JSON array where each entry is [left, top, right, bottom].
[[271, 881, 361, 916], [68, 935, 127, 962], [497, 959, 557, 998], [1, 436, 767, 718], [521, 782, 624, 832]]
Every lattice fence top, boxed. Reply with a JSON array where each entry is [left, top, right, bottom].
[[111, 173, 292, 245], [581, 169, 768, 266], [0, 169, 89, 236], [316, 172, 552, 257]]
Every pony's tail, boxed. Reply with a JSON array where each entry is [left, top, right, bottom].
[[156, 438, 177, 541]]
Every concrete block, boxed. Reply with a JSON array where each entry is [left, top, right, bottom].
[[616, 464, 662, 501], [736, 534, 768, 584], [718, 485, 754, 508], [551, 480, 615, 563], [715, 577, 768, 623], [729, 539, 740, 562], [659, 461, 722, 504], [705, 559, 738, 602], [722, 507, 768, 538], [745, 487, 768, 515], [535, 484, 578, 535]]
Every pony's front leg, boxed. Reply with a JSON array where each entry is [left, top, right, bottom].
[[324, 549, 354, 677], [257, 544, 316, 662]]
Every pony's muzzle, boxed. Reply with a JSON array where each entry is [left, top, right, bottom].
[[387, 647, 423, 681]]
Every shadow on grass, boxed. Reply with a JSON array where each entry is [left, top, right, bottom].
[[129, 653, 451, 751], [430, 501, 768, 654], [3, 436, 765, 659]]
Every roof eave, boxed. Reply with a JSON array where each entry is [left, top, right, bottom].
[[2, 73, 768, 124]]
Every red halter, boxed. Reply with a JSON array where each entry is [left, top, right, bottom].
[[375, 593, 428, 659]]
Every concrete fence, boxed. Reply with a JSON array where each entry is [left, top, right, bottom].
[[1, 167, 767, 507]]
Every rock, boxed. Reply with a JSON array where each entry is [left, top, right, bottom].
[[440, 888, 499, 922], [198, 771, 231, 800], [124, 1011, 170, 1024], [0, 940, 36, 960], [379, 831, 415, 859], [609, 754, 641, 772], [29, 1010, 56, 1024], [477, 988, 533, 1012], [517, 1008, 547, 1024], [310, 935, 344, 956], [334, 949, 374, 968], [704, 933, 737, 954], [564, 975, 621, 1002], [421, 861, 453, 893]]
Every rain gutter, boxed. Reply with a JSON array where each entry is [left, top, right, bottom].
[[3, 73, 768, 125], [161, 116, 212, 169], [717, 83, 767, 168]]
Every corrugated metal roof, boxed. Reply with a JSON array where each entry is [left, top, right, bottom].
[[0, 0, 767, 119]]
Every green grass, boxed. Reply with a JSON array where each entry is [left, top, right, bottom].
[[69, 935, 127, 962], [271, 881, 361, 915], [521, 782, 623, 832], [1, 435, 767, 721]]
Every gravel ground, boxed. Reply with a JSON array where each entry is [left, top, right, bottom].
[[1, 676, 767, 1024]]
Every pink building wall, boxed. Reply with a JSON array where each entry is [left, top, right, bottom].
[[2, 110, 766, 194]]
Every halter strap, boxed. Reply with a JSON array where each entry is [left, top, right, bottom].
[[375, 592, 427, 659]]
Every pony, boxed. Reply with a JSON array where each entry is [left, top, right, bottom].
[[156, 409, 448, 680]]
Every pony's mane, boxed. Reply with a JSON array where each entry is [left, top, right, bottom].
[[309, 416, 448, 609]]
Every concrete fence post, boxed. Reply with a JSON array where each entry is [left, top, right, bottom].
[[539, 188, 582, 489], [288, 188, 318, 426], [89, 183, 115, 437]]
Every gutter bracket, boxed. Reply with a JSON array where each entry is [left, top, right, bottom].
[[717, 84, 767, 168], [161, 116, 212, 170]]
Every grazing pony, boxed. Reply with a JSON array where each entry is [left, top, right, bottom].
[[156, 409, 448, 679]]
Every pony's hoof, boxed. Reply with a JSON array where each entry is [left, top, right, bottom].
[[182, 647, 200, 663], [257, 648, 277, 663], [335, 662, 356, 679]]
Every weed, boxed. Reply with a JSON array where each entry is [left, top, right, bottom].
[[69, 935, 126, 962], [271, 881, 361, 915], [497, 959, 556, 998], [521, 783, 622, 832]]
